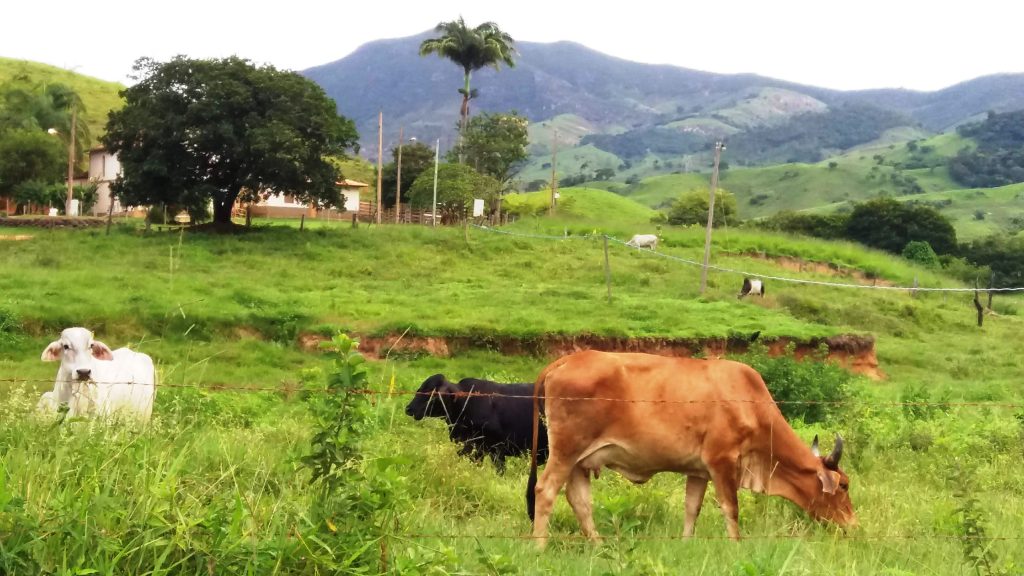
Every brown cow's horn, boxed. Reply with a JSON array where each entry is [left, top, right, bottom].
[[827, 435, 844, 466], [811, 434, 820, 457]]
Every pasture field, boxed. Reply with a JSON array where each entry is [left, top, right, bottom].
[[1, 220, 1022, 574]]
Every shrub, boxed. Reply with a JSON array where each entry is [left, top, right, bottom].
[[741, 343, 857, 424], [902, 240, 940, 268]]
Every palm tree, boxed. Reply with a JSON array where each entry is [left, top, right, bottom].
[[419, 17, 516, 147]]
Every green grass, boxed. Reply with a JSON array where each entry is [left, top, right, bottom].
[[504, 185, 657, 226], [2, 220, 1023, 573], [0, 57, 125, 138]]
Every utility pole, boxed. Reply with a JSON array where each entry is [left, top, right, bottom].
[[375, 111, 383, 224], [549, 129, 558, 215], [65, 105, 77, 216], [431, 138, 440, 227], [395, 126, 403, 224], [699, 141, 726, 294]]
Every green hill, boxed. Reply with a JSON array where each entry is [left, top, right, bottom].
[[0, 57, 124, 138], [2, 222, 1022, 573], [502, 186, 657, 226]]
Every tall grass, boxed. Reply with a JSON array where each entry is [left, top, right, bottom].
[[2, 222, 1022, 573]]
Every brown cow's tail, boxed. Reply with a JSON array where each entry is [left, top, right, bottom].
[[527, 355, 571, 523], [526, 368, 544, 522]]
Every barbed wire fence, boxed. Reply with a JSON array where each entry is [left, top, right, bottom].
[[470, 224, 1024, 293], [3, 377, 1023, 409]]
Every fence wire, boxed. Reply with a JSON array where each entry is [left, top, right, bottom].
[[387, 531, 1024, 543], [3, 377, 1022, 408], [470, 224, 1024, 293]]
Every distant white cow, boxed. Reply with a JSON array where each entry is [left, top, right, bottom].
[[39, 327, 156, 421], [625, 234, 659, 250], [738, 278, 765, 299]]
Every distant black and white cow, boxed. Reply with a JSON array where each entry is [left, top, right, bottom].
[[625, 234, 659, 250], [405, 374, 549, 473], [738, 277, 765, 299]]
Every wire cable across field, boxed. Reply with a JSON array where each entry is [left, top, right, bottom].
[[470, 224, 1024, 293], [3, 377, 1022, 408]]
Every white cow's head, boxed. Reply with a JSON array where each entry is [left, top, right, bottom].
[[41, 327, 114, 381]]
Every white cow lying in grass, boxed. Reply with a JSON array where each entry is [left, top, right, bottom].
[[38, 327, 156, 421], [625, 234, 659, 250]]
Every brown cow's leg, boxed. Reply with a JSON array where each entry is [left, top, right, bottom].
[[683, 475, 709, 538], [707, 461, 741, 540], [565, 465, 600, 541], [531, 458, 574, 549]]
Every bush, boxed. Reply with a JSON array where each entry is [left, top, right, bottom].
[[741, 343, 857, 424], [902, 240, 940, 268]]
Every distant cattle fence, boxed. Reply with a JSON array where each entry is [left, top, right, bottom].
[[3, 377, 1022, 409]]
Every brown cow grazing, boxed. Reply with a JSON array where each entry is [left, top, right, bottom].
[[526, 350, 855, 547]]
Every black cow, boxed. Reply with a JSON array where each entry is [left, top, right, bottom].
[[405, 373, 548, 473]]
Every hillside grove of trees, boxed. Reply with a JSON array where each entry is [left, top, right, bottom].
[[948, 109, 1024, 188]]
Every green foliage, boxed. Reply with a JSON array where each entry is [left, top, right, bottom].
[[408, 162, 498, 222], [0, 305, 22, 347], [582, 126, 708, 159], [303, 333, 370, 493], [950, 110, 1024, 188], [727, 103, 911, 164], [949, 464, 1018, 576], [758, 211, 849, 240], [0, 130, 64, 197], [380, 141, 436, 207], [0, 78, 90, 156], [301, 333, 412, 572], [419, 17, 516, 133], [453, 111, 529, 187], [0, 57, 123, 138], [103, 56, 359, 224], [666, 188, 738, 227], [902, 240, 940, 268], [741, 343, 856, 424], [845, 197, 958, 255], [959, 234, 1024, 288]]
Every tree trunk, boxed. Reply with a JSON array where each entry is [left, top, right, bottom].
[[212, 189, 240, 227]]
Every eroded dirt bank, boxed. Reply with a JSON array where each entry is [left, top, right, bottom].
[[300, 332, 884, 380]]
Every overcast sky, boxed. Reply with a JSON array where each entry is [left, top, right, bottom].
[[2, 0, 1020, 91]]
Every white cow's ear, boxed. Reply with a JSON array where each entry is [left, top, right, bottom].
[[818, 469, 840, 494], [90, 341, 114, 361], [41, 341, 63, 361]]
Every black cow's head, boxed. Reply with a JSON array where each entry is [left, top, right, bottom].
[[405, 373, 457, 421]]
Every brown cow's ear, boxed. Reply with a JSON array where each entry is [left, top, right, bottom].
[[91, 341, 114, 361], [41, 341, 63, 361], [818, 469, 840, 494]]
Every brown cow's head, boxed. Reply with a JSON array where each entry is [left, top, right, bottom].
[[807, 435, 856, 526]]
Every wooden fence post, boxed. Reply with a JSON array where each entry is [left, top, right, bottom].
[[603, 235, 612, 304], [987, 270, 995, 310], [300, 214, 305, 231]]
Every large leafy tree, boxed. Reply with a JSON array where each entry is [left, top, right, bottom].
[[379, 141, 436, 207], [666, 189, 738, 227], [845, 197, 957, 255], [103, 56, 359, 226], [449, 111, 528, 186], [419, 18, 516, 140], [407, 163, 498, 224], [447, 111, 528, 218], [0, 80, 88, 206], [0, 131, 65, 204]]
